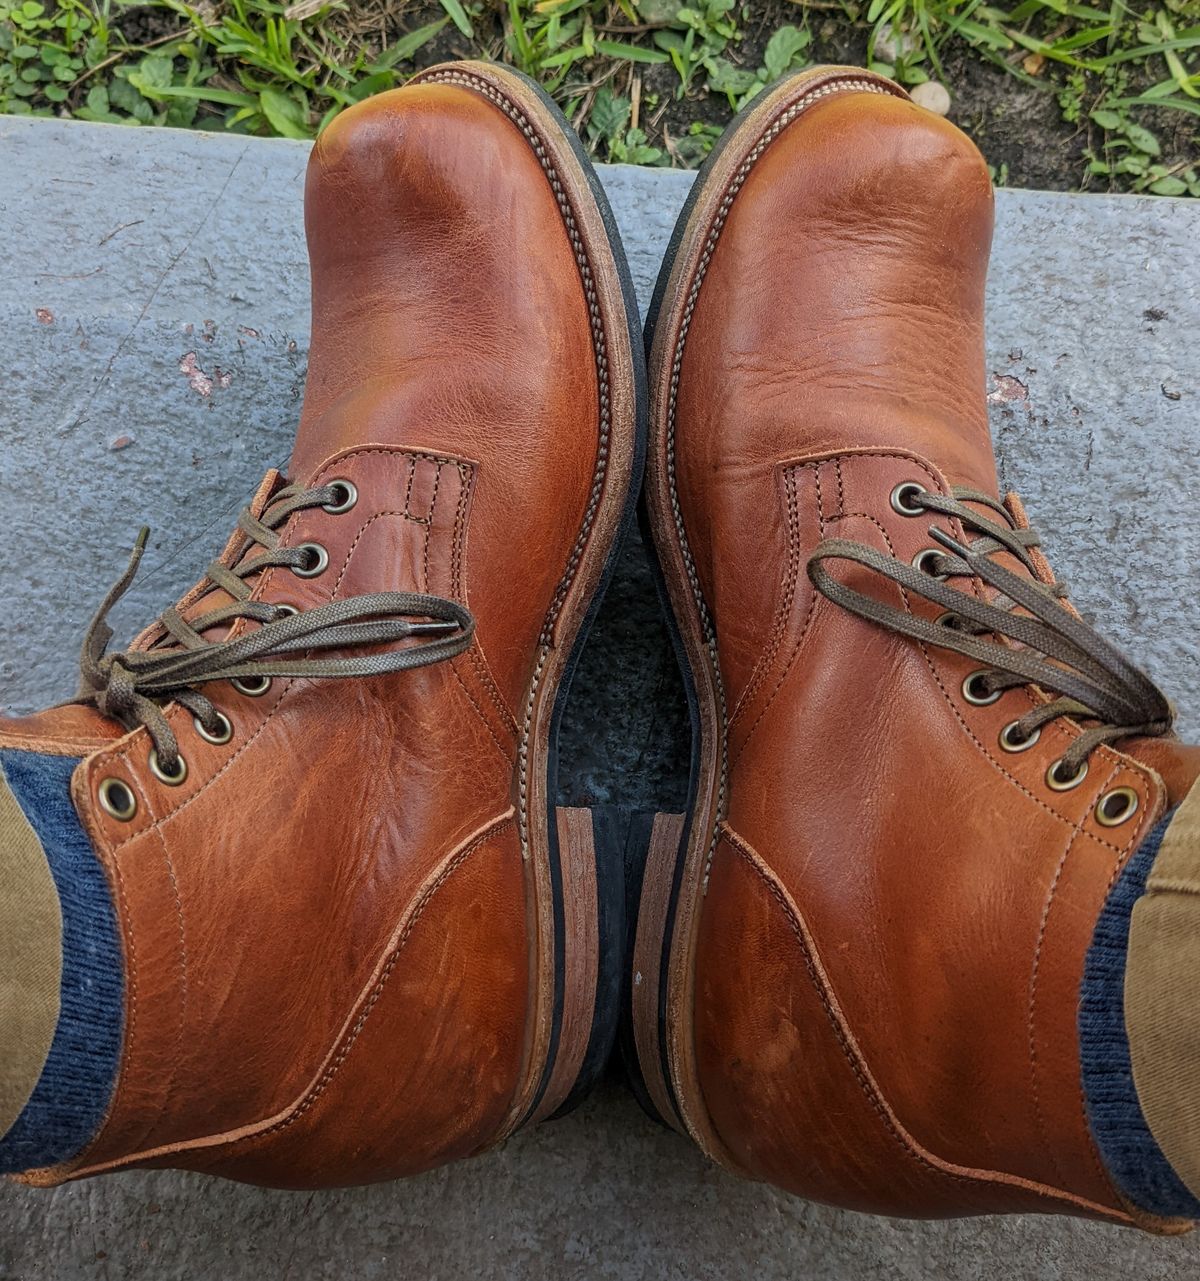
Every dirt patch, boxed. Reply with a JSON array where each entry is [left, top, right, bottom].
[[110, 0, 1197, 190]]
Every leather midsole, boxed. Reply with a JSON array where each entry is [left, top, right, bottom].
[[413, 62, 644, 1134]]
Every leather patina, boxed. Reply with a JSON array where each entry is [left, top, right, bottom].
[[637, 66, 1200, 1226], [4, 62, 642, 1189]]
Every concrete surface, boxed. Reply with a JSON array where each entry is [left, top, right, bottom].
[[0, 114, 1198, 1280]]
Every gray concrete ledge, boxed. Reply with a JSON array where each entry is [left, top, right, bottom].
[[0, 115, 1199, 1280]]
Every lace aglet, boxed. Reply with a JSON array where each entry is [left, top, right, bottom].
[[929, 526, 973, 560]]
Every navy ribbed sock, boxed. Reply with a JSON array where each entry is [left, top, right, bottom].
[[0, 750, 124, 1173], [1080, 809, 1200, 1218]]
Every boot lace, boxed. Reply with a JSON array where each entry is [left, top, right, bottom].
[[806, 484, 1172, 775], [76, 478, 475, 770]]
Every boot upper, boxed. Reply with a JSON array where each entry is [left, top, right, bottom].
[[2, 71, 611, 1188], [669, 86, 1200, 1221]]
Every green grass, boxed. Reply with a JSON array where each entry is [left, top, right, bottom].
[[0, 0, 1197, 194]]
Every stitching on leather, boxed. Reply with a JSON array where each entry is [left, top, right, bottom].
[[1026, 758, 1129, 1206], [805, 450, 1156, 856], [154, 824, 189, 1068], [661, 75, 903, 887], [834, 456, 846, 520], [92, 449, 503, 854], [0, 731, 115, 756], [449, 663, 516, 763], [730, 464, 819, 765], [421, 66, 617, 857], [327, 510, 430, 598], [1026, 817, 1090, 1195], [452, 462, 518, 739], [222, 815, 516, 1150], [718, 825, 996, 1192], [316, 446, 469, 473], [420, 462, 444, 588], [403, 454, 417, 518], [422, 466, 509, 753], [419, 68, 612, 645], [717, 823, 1129, 1219], [730, 466, 801, 729], [733, 465, 915, 768]]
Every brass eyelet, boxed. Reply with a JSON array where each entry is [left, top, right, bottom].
[[999, 721, 1041, 753], [1096, 786, 1140, 827], [890, 481, 928, 517], [935, 611, 962, 630], [962, 671, 1002, 707], [149, 749, 188, 787], [232, 675, 272, 698], [273, 603, 299, 620], [322, 479, 358, 515], [912, 548, 947, 579], [292, 542, 329, 579], [193, 711, 234, 746], [1046, 758, 1088, 792], [98, 778, 137, 822]]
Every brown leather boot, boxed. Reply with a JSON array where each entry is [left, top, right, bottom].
[[634, 65, 1200, 1226], [2, 61, 643, 1188]]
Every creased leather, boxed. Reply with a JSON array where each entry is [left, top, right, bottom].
[[4, 72, 608, 1188], [673, 86, 1199, 1223]]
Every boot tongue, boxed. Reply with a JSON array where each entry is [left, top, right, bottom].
[[128, 468, 288, 653]]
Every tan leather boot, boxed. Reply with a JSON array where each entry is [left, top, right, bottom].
[[2, 61, 644, 1188], [633, 65, 1200, 1226]]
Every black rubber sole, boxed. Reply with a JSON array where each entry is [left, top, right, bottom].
[[489, 66, 650, 1125]]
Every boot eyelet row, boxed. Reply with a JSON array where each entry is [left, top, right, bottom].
[[962, 670, 1002, 706], [194, 711, 234, 746], [149, 749, 188, 787], [232, 675, 272, 698], [1096, 786, 1139, 827], [890, 481, 928, 517], [292, 543, 329, 579], [100, 712, 235, 823], [98, 777, 137, 822], [999, 721, 1041, 753], [912, 548, 947, 579], [1046, 757, 1088, 791], [322, 479, 358, 515]]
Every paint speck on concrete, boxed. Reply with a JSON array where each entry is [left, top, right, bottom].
[[238, 325, 261, 341], [179, 351, 232, 397], [35, 308, 53, 324], [1162, 382, 1183, 401], [1144, 307, 1169, 323], [988, 372, 1029, 405], [109, 434, 135, 451]]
